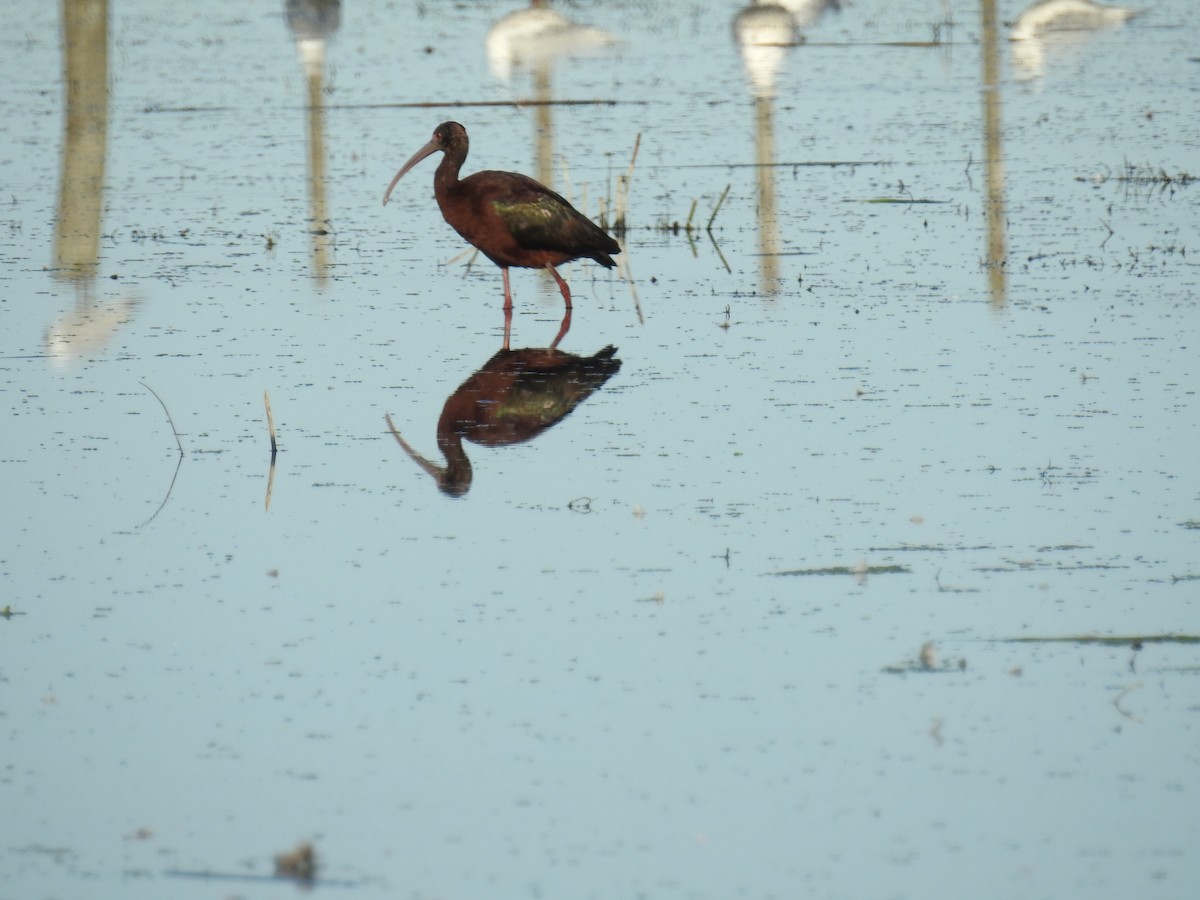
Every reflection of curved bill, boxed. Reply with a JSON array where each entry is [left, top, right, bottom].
[[486, 3, 617, 83], [733, 3, 799, 98], [1010, 0, 1139, 42], [386, 340, 621, 497], [45, 295, 139, 368]]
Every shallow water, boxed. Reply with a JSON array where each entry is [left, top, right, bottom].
[[2, 0, 1198, 897]]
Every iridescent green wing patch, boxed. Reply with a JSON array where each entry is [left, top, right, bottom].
[[492, 195, 577, 252]]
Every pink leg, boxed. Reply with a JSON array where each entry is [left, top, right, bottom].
[[502, 267, 513, 312], [502, 304, 513, 351], [550, 307, 572, 350], [547, 266, 572, 309]]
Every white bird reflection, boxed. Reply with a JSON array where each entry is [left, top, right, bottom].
[[1010, 0, 1140, 41], [286, 0, 340, 284], [772, 0, 842, 31], [45, 295, 140, 368], [733, 3, 799, 98], [1009, 0, 1141, 82], [733, 0, 839, 97], [733, 1, 837, 295], [485, 2, 617, 84], [287, 0, 339, 78]]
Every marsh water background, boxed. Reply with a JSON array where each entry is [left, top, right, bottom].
[[2, 0, 1198, 897]]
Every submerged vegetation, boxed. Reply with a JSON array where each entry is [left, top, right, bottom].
[[1080, 160, 1196, 195], [770, 563, 909, 577]]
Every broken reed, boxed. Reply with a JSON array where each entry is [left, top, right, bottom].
[[1079, 160, 1197, 193], [264, 389, 277, 458], [613, 132, 640, 236], [263, 390, 278, 512], [1114, 161, 1195, 186], [661, 184, 731, 236], [599, 132, 640, 236]]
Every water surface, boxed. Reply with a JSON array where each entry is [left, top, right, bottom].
[[2, 1, 1198, 897]]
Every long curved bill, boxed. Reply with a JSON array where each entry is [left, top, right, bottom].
[[382, 137, 440, 206], [384, 413, 442, 480]]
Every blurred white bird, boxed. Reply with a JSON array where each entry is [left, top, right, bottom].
[[486, 3, 616, 83], [1010, 0, 1141, 42]]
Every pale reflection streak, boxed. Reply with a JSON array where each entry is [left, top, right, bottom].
[[981, 0, 1008, 309], [286, 0, 340, 286], [1009, 0, 1140, 83], [733, 2, 819, 296], [54, 0, 106, 280], [49, 0, 141, 367]]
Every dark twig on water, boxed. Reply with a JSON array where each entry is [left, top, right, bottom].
[[620, 252, 644, 326], [706, 184, 731, 232], [141, 381, 183, 457], [138, 382, 185, 528], [666, 190, 729, 269], [613, 132, 640, 235], [264, 390, 278, 512], [708, 229, 731, 273], [264, 390, 278, 460], [264, 458, 277, 512], [683, 199, 700, 256], [138, 381, 184, 528], [1112, 683, 1143, 723]]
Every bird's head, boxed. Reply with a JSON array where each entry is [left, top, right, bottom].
[[382, 122, 469, 206]]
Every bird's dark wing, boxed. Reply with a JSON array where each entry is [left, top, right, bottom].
[[488, 176, 617, 257], [492, 195, 587, 253]]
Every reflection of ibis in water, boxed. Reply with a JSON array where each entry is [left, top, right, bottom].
[[1010, 0, 1139, 41], [485, 1, 616, 83], [383, 122, 620, 318], [388, 344, 621, 497]]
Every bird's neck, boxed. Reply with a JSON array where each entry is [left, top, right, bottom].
[[435, 431, 472, 494], [434, 150, 465, 194]]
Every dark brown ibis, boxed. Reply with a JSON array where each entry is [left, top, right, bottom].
[[382, 121, 620, 317], [385, 343, 621, 497]]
